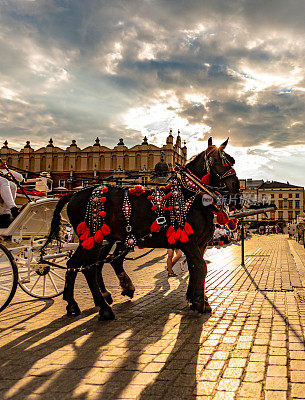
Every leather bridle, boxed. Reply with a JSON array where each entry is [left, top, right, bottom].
[[204, 148, 237, 186]]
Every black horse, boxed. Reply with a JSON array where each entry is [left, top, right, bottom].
[[45, 137, 241, 321]]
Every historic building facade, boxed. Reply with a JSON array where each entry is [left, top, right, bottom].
[[242, 179, 305, 225], [0, 130, 187, 188]]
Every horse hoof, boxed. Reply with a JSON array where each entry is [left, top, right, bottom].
[[104, 294, 113, 305], [66, 303, 81, 316], [190, 298, 211, 314], [98, 308, 115, 321], [121, 289, 135, 299]]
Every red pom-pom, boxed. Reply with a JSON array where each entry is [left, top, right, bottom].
[[168, 233, 176, 245], [168, 206, 173, 211], [81, 237, 95, 250], [180, 230, 189, 243], [150, 220, 161, 233], [76, 222, 87, 235], [166, 225, 175, 238], [227, 219, 238, 231], [201, 174, 210, 185], [100, 197, 107, 203], [102, 187, 108, 193], [162, 206, 167, 211], [166, 184, 171, 189], [99, 211, 106, 218], [94, 230, 104, 243], [174, 228, 182, 241], [80, 230, 90, 241], [184, 222, 193, 236], [151, 205, 157, 211], [101, 223, 111, 236], [147, 195, 152, 200], [165, 192, 172, 199], [216, 210, 229, 225], [129, 185, 145, 196]]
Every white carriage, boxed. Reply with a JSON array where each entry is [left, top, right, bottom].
[[0, 197, 77, 312]]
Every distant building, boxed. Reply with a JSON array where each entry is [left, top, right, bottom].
[[242, 179, 304, 225], [0, 130, 187, 189]]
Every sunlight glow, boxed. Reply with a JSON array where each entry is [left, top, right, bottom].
[[105, 42, 123, 74]]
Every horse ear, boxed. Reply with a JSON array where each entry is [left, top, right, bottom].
[[219, 137, 229, 150], [208, 137, 213, 147]]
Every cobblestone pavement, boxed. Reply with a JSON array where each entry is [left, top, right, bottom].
[[1, 234, 305, 400]]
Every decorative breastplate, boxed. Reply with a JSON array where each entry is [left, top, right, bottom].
[[76, 185, 111, 250]]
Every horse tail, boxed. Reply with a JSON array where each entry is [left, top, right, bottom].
[[41, 193, 74, 252]]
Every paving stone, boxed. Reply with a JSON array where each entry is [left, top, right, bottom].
[[238, 382, 262, 397], [291, 383, 305, 399], [265, 376, 288, 390], [291, 371, 305, 383], [265, 390, 287, 400], [217, 378, 240, 391]]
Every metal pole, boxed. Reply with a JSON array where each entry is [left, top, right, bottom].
[[241, 218, 245, 266]]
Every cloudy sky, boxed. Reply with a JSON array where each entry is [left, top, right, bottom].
[[1, 0, 305, 185]]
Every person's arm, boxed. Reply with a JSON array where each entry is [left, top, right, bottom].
[[7, 169, 23, 182]]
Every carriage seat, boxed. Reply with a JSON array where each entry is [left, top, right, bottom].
[[0, 198, 60, 240]]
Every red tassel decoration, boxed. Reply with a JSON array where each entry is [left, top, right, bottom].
[[150, 220, 161, 233], [80, 230, 90, 241], [151, 205, 157, 211], [166, 225, 175, 238], [216, 210, 229, 225], [168, 206, 173, 211], [201, 174, 210, 185], [165, 192, 172, 199], [81, 237, 95, 250], [174, 228, 182, 241], [76, 222, 87, 235], [162, 206, 167, 211], [101, 223, 111, 236], [168, 233, 176, 245], [99, 211, 106, 218], [184, 222, 193, 235], [180, 230, 189, 243], [94, 230, 104, 243], [102, 187, 108, 193], [227, 219, 238, 231], [166, 184, 171, 189], [100, 197, 107, 203]]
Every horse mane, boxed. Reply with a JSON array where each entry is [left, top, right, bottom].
[[186, 145, 217, 168]]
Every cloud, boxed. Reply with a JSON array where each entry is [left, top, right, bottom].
[[0, 0, 305, 184]]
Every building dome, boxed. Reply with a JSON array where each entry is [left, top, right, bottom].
[[154, 154, 169, 176]]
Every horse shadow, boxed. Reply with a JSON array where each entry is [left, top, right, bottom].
[[0, 266, 211, 400]]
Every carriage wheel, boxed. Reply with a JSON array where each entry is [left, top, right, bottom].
[[16, 244, 68, 299], [0, 244, 18, 312]]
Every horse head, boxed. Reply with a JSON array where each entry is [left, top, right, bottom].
[[186, 137, 242, 209]]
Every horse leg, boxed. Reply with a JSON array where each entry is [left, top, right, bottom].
[[96, 242, 115, 305], [82, 266, 115, 321], [110, 243, 135, 299], [183, 243, 211, 314], [64, 247, 82, 316]]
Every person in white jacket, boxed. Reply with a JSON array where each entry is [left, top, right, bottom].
[[0, 162, 23, 227]]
